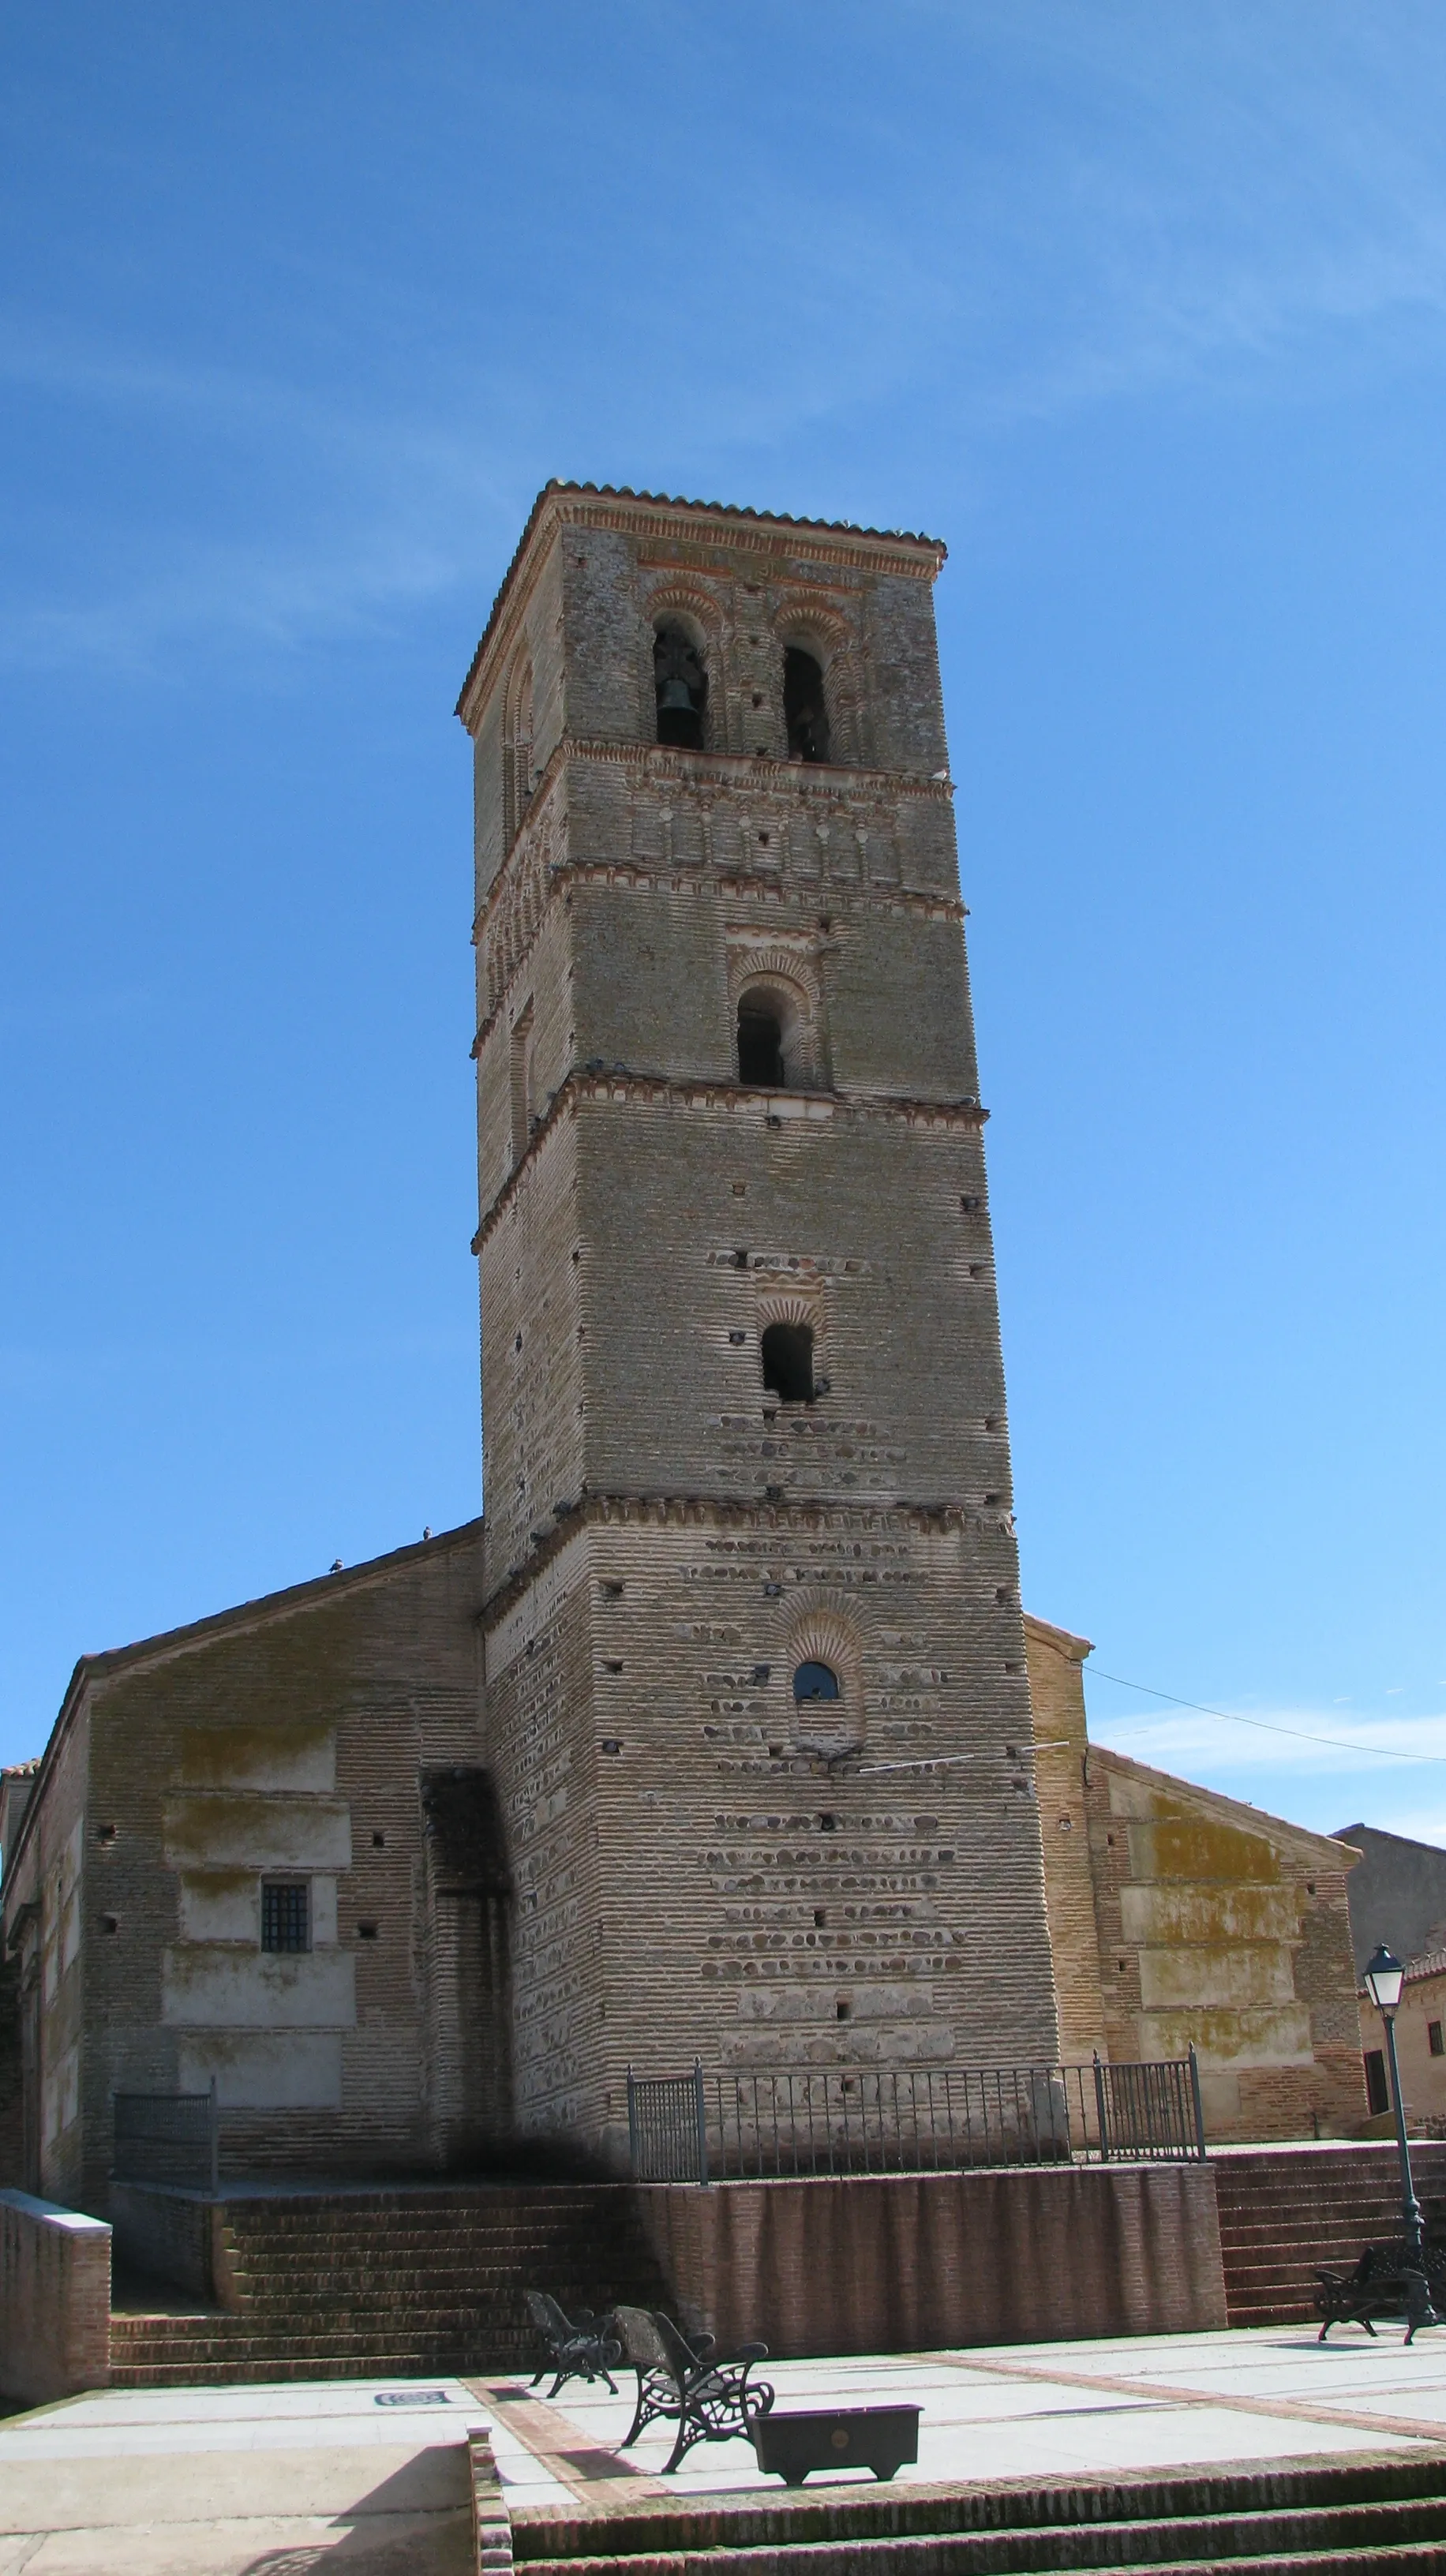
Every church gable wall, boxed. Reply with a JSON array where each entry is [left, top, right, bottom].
[[1084, 1747, 1364, 2141], [50, 1530, 488, 2203]]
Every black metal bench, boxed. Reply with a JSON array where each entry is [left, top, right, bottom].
[[612, 2303, 774, 2473], [752, 2404, 920, 2484], [524, 2290, 622, 2397], [1314, 2241, 1445, 2345]]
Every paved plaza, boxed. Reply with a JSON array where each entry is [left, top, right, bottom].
[[2, 2323, 1446, 2568]]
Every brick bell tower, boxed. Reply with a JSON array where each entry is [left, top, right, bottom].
[[457, 483, 1059, 2155]]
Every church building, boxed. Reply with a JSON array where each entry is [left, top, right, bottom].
[[0, 485, 1366, 2214]]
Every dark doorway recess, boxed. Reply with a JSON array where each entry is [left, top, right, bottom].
[[762, 1321, 815, 1403], [737, 996, 785, 1086], [785, 649, 830, 762]]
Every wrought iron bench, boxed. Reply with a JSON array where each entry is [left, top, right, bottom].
[[1314, 2241, 1446, 2345], [612, 2303, 774, 2473], [524, 2290, 622, 2397]]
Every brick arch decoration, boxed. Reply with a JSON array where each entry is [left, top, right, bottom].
[[642, 578, 729, 751], [727, 946, 826, 1086], [783, 1600, 865, 1753], [771, 594, 865, 767], [502, 646, 535, 851]]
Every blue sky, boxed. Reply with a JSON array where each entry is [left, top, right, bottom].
[[3, 2, 1446, 1843]]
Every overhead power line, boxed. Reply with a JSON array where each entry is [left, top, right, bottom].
[[1088, 1668, 1446, 1765]]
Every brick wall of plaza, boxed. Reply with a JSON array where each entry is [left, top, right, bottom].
[[462, 486, 1062, 2137]]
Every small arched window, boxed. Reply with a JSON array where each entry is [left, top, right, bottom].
[[762, 1321, 815, 1404], [737, 994, 785, 1086], [654, 622, 707, 749], [793, 1660, 840, 1702], [785, 648, 830, 763]]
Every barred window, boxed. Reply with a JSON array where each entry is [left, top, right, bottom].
[[261, 1881, 309, 1954]]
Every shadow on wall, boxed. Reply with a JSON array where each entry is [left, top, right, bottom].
[[0, 1952, 21, 2190]]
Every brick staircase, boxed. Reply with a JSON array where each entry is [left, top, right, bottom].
[[1215, 2141, 1446, 2325], [503, 2453, 1446, 2574], [109, 2181, 672, 2387]]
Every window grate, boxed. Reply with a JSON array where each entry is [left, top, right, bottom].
[[262, 1881, 309, 1954]]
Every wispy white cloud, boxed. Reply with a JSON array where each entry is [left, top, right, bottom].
[[9, 7, 1446, 673], [1086, 1702, 1446, 1777]]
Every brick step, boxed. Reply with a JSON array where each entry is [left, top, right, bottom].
[[223, 2244, 631, 2266], [223, 2272, 622, 2301], [508, 2458, 1446, 2576], [110, 2328, 530, 2359], [111, 2353, 511, 2386], [220, 2218, 633, 2244], [543, 2515, 1446, 2576]]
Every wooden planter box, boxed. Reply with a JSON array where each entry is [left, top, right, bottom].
[[751, 2404, 921, 2484]]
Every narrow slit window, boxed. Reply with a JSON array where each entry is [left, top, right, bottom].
[[737, 997, 785, 1086], [261, 1881, 309, 1954], [762, 1322, 815, 1404], [1430, 2020, 1444, 2057], [785, 648, 830, 763], [654, 623, 706, 748]]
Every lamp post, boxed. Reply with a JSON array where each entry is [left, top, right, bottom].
[[1362, 1942, 1438, 2334]]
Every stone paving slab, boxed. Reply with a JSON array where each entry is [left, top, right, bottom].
[[502, 2323, 1446, 2506], [0, 2376, 492, 2571]]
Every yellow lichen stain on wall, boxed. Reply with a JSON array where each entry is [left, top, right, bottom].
[[1120, 1884, 1300, 1945], [1140, 2004, 1314, 2065], [1122, 1812, 1279, 1886], [161, 1792, 351, 1872], [178, 1720, 336, 1793]]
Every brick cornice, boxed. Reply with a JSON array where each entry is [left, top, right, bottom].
[[471, 1073, 987, 1249]]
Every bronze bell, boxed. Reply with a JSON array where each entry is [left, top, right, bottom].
[[657, 677, 695, 713]]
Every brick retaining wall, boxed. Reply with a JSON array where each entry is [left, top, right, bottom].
[[0, 2187, 111, 2403], [637, 2163, 1226, 2355]]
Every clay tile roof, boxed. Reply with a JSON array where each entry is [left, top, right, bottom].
[[1405, 1946, 1446, 1984], [0, 1759, 39, 1780], [455, 478, 946, 719]]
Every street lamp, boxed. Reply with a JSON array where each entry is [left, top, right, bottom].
[[1362, 1942, 1438, 2334]]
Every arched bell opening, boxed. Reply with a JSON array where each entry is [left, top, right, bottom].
[[735, 973, 815, 1090], [654, 621, 707, 750], [784, 646, 830, 764]]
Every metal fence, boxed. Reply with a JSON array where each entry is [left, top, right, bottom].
[[112, 2085, 219, 2192], [626, 2053, 1205, 2185]]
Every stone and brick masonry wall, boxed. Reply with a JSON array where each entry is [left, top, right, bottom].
[[0, 2188, 111, 2403], [638, 2164, 1227, 2356]]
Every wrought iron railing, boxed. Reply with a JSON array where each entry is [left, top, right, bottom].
[[112, 2085, 219, 2192], [627, 2052, 1205, 2185]]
